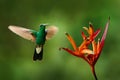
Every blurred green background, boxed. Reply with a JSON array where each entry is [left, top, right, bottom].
[[0, 0, 120, 80]]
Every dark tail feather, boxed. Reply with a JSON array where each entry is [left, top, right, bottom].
[[33, 46, 43, 61]]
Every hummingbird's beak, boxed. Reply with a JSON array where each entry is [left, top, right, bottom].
[[40, 24, 48, 26]]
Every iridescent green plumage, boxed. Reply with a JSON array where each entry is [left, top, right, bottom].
[[32, 24, 47, 60], [8, 24, 58, 61]]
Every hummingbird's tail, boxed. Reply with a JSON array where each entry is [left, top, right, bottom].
[[33, 45, 43, 61]]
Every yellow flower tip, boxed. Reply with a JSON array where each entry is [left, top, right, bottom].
[[97, 38, 100, 44], [88, 24, 94, 35], [83, 27, 88, 31], [98, 38, 100, 41], [88, 22, 93, 28], [81, 49, 94, 55], [89, 22, 92, 25]]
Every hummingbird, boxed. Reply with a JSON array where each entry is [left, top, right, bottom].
[[8, 24, 58, 61]]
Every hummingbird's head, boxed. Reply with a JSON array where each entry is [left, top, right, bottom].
[[39, 24, 48, 30]]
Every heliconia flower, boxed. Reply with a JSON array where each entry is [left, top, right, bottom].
[[59, 24, 101, 58], [60, 18, 110, 80]]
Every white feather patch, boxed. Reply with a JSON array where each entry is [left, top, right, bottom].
[[36, 47, 42, 54], [46, 26, 58, 40], [8, 25, 36, 42]]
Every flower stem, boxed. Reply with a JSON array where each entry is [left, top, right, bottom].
[[91, 66, 98, 80]]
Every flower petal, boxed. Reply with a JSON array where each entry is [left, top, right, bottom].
[[83, 27, 89, 31], [97, 38, 100, 54], [89, 23, 94, 35], [65, 33, 78, 51], [83, 24, 94, 35], [79, 40, 88, 51], [92, 40, 97, 54], [60, 47, 79, 56], [81, 31, 87, 40], [81, 49, 93, 54], [100, 18, 110, 51], [91, 28, 101, 40]]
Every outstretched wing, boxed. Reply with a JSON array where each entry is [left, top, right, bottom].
[[8, 25, 36, 42], [46, 26, 58, 40]]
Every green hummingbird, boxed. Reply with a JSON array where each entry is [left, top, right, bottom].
[[8, 24, 58, 61]]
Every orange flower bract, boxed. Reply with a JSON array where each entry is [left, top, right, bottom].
[[60, 18, 110, 80]]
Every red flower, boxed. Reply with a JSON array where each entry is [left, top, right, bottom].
[[60, 18, 110, 80]]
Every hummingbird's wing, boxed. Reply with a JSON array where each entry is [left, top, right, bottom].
[[46, 26, 58, 40], [8, 25, 37, 42]]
